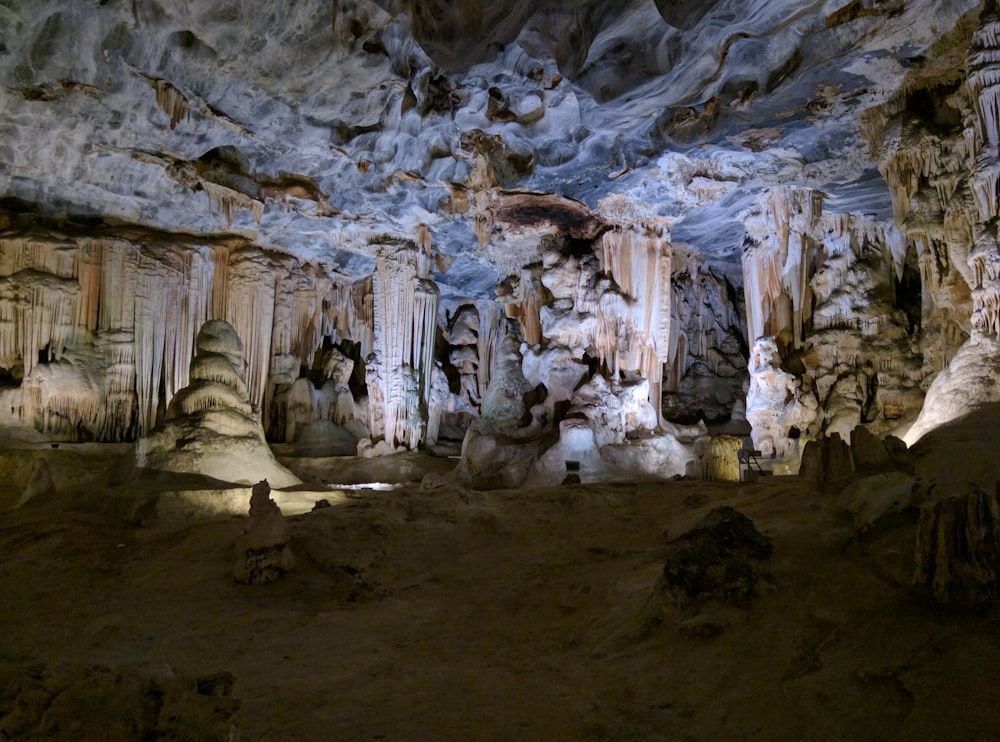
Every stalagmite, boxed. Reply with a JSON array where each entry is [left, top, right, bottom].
[[136, 319, 301, 488], [698, 435, 743, 482]]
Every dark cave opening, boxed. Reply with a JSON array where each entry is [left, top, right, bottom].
[[895, 243, 923, 335]]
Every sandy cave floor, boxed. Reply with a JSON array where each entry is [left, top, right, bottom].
[[2, 449, 1000, 740]]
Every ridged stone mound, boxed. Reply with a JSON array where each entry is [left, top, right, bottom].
[[135, 320, 301, 488]]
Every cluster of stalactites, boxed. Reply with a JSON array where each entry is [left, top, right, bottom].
[[742, 188, 912, 351], [370, 244, 440, 449], [968, 10, 1000, 341], [742, 187, 820, 350], [154, 79, 189, 130], [968, 13, 1000, 153], [596, 227, 672, 399], [202, 181, 264, 227], [501, 267, 544, 346], [0, 236, 373, 441]]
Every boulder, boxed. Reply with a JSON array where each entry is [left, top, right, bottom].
[[662, 506, 773, 604], [799, 432, 855, 494], [0, 663, 240, 741]]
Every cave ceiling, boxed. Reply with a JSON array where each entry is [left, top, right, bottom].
[[0, 0, 981, 296]]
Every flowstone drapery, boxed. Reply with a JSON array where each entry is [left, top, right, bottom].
[[367, 242, 440, 451], [903, 8, 1000, 442], [0, 233, 374, 443], [740, 186, 926, 452]]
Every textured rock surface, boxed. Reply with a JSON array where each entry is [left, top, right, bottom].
[[914, 484, 1000, 610], [234, 479, 295, 584], [662, 506, 773, 604], [2, 0, 1000, 456], [799, 432, 856, 495], [697, 435, 743, 482], [0, 662, 240, 741]]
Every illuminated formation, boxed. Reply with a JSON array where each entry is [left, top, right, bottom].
[[0, 0, 998, 480]]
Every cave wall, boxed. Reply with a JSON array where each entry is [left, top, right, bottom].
[[0, 217, 680, 452], [0, 228, 374, 442], [664, 246, 748, 423], [866, 5, 1000, 442], [740, 186, 927, 453]]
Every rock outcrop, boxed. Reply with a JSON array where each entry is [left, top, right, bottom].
[[914, 484, 1000, 610]]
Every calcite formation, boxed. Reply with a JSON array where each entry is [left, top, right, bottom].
[[698, 435, 743, 482], [914, 484, 1000, 610], [746, 337, 817, 458], [234, 479, 296, 585], [1, 0, 999, 475], [136, 319, 301, 488]]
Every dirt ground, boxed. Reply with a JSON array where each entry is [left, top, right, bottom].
[[2, 427, 1000, 740]]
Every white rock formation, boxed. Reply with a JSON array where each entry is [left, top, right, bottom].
[[746, 337, 818, 458], [136, 320, 300, 488], [367, 243, 439, 450]]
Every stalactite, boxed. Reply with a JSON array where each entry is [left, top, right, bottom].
[[968, 9, 1000, 342], [202, 181, 265, 227], [154, 79, 190, 130], [324, 278, 374, 358], [503, 267, 543, 345], [477, 301, 506, 404], [596, 226, 672, 423], [742, 187, 828, 349], [224, 250, 276, 410], [0, 271, 79, 378], [369, 244, 439, 449], [969, 16, 1000, 150], [0, 233, 381, 442]]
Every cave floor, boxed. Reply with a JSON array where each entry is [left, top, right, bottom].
[[2, 466, 1000, 740]]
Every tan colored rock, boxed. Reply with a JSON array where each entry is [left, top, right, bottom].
[[234, 479, 295, 585], [699, 435, 743, 482], [136, 320, 301, 488], [799, 432, 855, 494], [914, 484, 1000, 610]]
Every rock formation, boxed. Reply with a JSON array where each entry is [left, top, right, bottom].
[[697, 435, 743, 482], [136, 320, 301, 488], [914, 484, 1000, 610], [0, 0, 998, 473], [662, 506, 773, 605], [234, 479, 295, 585], [799, 433, 857, 495], [0, 663, 241, 741], [746, 336, 818, 459]]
